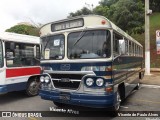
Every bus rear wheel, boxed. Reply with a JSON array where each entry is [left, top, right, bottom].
[[26, 80, 40, 97]]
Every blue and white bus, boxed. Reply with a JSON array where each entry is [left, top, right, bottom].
[[39, 15, 144, 111]]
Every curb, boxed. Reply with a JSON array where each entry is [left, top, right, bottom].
[[150, 68, 160, 72], [141, 84, 160, 88]]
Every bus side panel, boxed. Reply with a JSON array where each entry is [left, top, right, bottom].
[[4, 67, 41, 92], [4, 82, 27, 92], [6, 67, 41, 78], [112, 56, 143, 97]]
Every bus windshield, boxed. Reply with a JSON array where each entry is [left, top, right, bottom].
[[41, 34, 65, 60], [68, 30, 111, 59]]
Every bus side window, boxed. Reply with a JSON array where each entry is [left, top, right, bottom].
[[129, 41, 132, 56], [5, 42, 40, 67], [113, 33, 122, 56], [132, 43, 135, 56], [125, 39, 129, 55]]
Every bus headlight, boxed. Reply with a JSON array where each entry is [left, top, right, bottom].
[[40, 76, 45, 83], [96, 78, 104, 87], [44, 76, 50, 83], [86, 78, 94, 86]]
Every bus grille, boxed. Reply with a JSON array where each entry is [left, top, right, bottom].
[[50, 74, 84, 90]]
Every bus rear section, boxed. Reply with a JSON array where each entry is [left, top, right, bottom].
[[0, 32, 41, 96]]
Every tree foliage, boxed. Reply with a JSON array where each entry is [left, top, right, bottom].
[[150, 0, 160, 12], [107, 0, 144, 34], [68, 0, 145, 35], [6, 24, 39, 36], [138, 0, 160, 12], [93, 5, 109, 17], [99, 0, 119, 7], [68, 7, 92, 18]]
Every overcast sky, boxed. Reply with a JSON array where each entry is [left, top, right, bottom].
[[0, 0, 100, 32]]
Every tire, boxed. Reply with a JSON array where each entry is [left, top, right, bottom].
[[53, 102, 66, 107], [112, 90, 121, 112], [26, 79, 40, 97], [135, 82, 140, 90]]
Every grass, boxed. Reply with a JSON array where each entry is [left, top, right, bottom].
[[131, 12, 160, 68]]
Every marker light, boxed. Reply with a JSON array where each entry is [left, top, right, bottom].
[[101, 20, 106, 25], [86, 78, 94, 86], [105, 87, 113, 93], [96, 78, 104, 87]]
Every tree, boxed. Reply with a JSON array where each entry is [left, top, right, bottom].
[[138, 0, 160, 12], [93, 5, 109, 17], [150, 0, 160, 12], [106, 0, 144, 34], [6, 24, 39, 36], [68, 0, 144, 35], [68, 7, 92, 18], [99, 0, 119, 7]]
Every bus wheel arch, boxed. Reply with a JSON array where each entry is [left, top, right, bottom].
[[26, 75, 40, 97], [118, 83, 125, 101]]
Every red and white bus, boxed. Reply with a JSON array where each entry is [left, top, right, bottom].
[[0, 32, 41, 96]]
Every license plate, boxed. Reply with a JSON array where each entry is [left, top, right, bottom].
[[59, 94, 70, 101]]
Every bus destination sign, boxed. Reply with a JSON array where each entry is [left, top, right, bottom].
[[51, 18, 84, 32]]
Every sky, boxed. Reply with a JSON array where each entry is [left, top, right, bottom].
[[0, 0, 100, 32]]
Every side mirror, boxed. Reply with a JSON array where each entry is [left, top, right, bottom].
[[119, 39, 125, 55]]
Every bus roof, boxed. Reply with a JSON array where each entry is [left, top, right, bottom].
[[40, 15, 142, 47], [0, 32, 40, 44]]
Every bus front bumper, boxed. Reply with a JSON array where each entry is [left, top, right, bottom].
[[39, 89, 115, 108]]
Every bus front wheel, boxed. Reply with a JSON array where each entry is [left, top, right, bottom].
[[112, 90, 121, 112], [26, 79, 40, 97]]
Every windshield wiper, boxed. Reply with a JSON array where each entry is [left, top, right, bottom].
[[73, 27, 87, 46]]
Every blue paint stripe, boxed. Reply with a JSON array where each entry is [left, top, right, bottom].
[[0, 82, 27, 93], [94, 71, 112, 76], [41, 62, 112, 71]]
